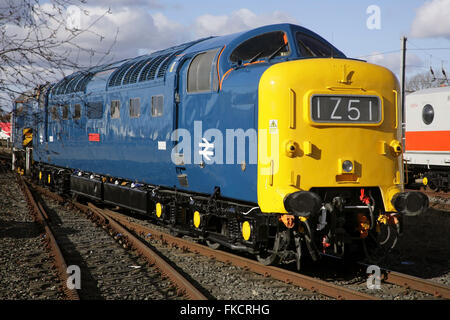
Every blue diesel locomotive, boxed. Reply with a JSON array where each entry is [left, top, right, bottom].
[[12, 23, 428, 268]]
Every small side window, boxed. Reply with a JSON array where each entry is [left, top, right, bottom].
[[50, 106, 59, 120], [38, 91, 46, 109], [130, 98, 140, 118], [87, 101, 103, 119], [16, 103, 24, 116], [111, 100, 120, 119], [62, 105, 69, 120], [73, 104, 81, 119], [187, 49, 219, 93], [151, 95, 164, 117]]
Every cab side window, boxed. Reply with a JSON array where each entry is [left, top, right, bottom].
[[230, 31, 289, 63], [187, 48, 219, 93]]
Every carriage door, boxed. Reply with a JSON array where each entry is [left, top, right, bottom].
[[173, 48, 221, 192]]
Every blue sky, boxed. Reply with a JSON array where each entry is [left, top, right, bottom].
[[18, 0, 450, 77], [2, 0, 450, 111], [151, 0, 450, 77]]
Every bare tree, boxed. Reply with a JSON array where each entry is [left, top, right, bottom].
[[406, 68, 449, 93], [0, 0, 117, 112]]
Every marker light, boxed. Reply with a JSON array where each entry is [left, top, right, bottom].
[[342, 160, 353, 173], [193, 211, 201, 228]]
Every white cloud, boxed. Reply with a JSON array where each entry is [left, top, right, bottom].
[[47, 4, 191, 63], [86, 0, 164, 9], [194, 8, 297, 37], [366, 52, 423, 76], [1, 4, 298, 106], [410, 0, 450, 39], [75, 7, 297, 62]]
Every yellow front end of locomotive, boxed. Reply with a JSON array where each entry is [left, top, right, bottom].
[[257, 58, 403, 214]]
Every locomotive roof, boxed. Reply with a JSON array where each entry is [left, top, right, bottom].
[[407, 86, 450, 96], [49, 23, 344, 98]]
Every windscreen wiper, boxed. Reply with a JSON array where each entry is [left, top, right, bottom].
[[248, 51, 263, 63], [267, 43, 288, 61]]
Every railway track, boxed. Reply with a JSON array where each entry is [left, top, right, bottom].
[[30, 181, 450, 300], [98, 206, 379, 300], [405, 188, 450, 211], [424, 190, 449, 211], [20, 178, 207, 300], [99, 207, 450, 300]]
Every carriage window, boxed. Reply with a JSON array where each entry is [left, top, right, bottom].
[[73, 104, 81, 119], [130, 98, 140, 118], [111, 100, 120, 119], [151, 95, 163, 117], [296, 32, 335, 57], [87, 101, 103, 119], [62, 105, 69, 120], [187, 49, 219, 93], [230, 31, 289, 63]]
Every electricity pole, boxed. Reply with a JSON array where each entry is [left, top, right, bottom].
[[400, 36, 407, 143]]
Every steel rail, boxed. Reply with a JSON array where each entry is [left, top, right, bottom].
[[84, 203, 208, 300], [382, 270, 450, 299], [18, 177, 80, 300], [29, 182, 208, 300], [100, 208, 379, 300]]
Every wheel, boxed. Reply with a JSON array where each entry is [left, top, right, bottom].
[[363, 224, 399, 264], [206, 221, 227, 250], [256, 232, 282, 266], [294, 233, 302, 271], [206, 240, 221, 250]]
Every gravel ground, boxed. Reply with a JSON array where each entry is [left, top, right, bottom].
[[1, 165, 448, 300], [380, 206, 450, 286], [120, 218, 331, 300], [35, 193, 188, 300], [0, 171, 65, 300]]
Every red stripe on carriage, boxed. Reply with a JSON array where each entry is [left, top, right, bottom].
[[405, 130, 450, 152]]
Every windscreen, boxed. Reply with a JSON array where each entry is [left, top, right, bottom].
[[296, 32, 343, 58]]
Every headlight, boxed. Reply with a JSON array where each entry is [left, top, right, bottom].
[[342, 160, 353, 173]]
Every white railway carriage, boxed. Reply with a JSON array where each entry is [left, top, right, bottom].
[[404, 86, 450, 191]]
